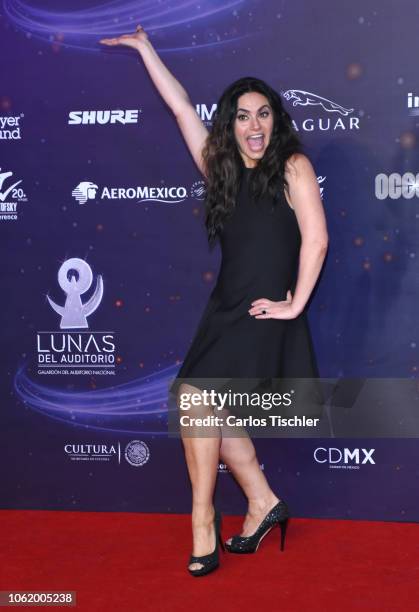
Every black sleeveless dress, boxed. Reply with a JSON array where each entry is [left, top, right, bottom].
[[169, 166, 319, 400]]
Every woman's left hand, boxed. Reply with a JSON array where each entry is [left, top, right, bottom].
[[248, 290, 301, 320]]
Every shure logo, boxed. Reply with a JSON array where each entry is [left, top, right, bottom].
[[68, 110, 140, 125]]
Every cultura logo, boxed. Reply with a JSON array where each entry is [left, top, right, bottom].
[[68, 109, 140, 125], [64, 443, 118, 462], [281, 89, 360, 132]]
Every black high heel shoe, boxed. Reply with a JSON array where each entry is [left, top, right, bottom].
[[188, 510, 224, 577], [225, 500, 290, 554]]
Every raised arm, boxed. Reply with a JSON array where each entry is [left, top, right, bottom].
[[100, 25, 209, 176]]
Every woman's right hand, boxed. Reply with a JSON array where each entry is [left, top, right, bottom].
[[99, 24, 149, 51]]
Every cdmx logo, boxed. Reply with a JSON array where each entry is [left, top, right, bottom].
[[47, 258, 103, 330], [314, 447, 376, 468]]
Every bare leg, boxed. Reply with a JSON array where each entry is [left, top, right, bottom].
[[218, 415, 280, 544], [178, 383, 221, 571]]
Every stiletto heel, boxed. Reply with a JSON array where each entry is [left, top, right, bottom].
[[279, 516, 289, 551], [188, 510, 223, 577], [225, 500, 290, 554]]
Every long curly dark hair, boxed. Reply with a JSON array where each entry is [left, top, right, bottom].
[[202, 76, 304, 247]]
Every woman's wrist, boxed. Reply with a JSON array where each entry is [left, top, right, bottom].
[[136, 37, 152, 55], [290, 301, 304, 317]]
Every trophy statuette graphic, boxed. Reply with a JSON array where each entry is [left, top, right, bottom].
[[47, 258, 104, 329]]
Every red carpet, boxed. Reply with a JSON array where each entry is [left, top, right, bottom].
[[1, 510, 418, 611]]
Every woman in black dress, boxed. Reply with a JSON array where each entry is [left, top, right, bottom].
[[100, 26, 328, 577]]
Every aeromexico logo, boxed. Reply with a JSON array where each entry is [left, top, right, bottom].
[[72, 179, 206, 205], [36, 258, 116, 376]]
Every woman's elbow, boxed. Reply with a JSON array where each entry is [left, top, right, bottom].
[[319, 233, 329, 252], [302, 233, 329, 253], [173, 97, 193, 120]]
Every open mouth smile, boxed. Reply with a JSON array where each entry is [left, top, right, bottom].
[[246, 133, 265, 152]]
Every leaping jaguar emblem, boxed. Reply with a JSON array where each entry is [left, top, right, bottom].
[[282, 90, 354, 116]]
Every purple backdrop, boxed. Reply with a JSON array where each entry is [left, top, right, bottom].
[[1, 0, 419, 521]]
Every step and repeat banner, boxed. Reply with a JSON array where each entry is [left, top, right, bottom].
[[2, 0, 419, 521]]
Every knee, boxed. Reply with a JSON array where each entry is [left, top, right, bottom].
[[177, 383, 200, 411], [176, 383, 218, 417]]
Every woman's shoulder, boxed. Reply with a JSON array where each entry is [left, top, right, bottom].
[[284, 152, 314, 177]]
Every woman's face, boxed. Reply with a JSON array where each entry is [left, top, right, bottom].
[[233, 91, 274, 168]]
